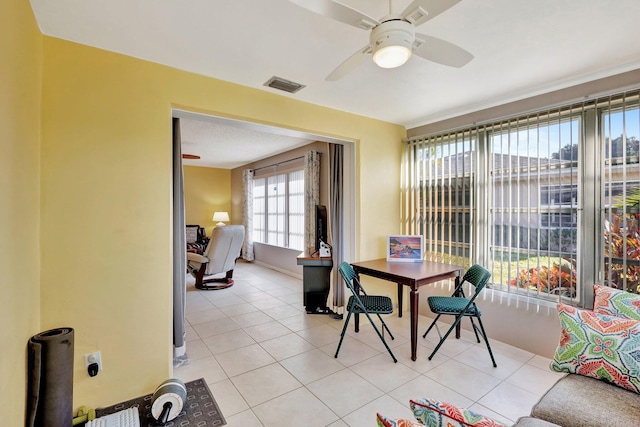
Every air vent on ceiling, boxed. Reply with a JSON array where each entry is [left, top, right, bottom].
[[264, 76, 306, 94]]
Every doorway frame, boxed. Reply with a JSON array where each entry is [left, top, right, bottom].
[[172, 109, 357, 262]]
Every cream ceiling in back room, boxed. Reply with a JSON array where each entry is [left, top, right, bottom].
[[31, 0, 640, 127], [177, 113, 316, 169]]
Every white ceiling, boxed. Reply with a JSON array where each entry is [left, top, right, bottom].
[[176, 112, 318, 168], [30, 0, 640, 167]]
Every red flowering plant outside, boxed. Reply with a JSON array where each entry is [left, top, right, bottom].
[[509, 259, 577, 298], [603, 189, 640, 294]]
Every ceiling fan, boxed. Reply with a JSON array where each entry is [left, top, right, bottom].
[[182, 154, 200, 159], [288, 0, 473, 80]]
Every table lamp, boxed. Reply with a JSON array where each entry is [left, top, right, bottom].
[[212, 211, 230, 226]]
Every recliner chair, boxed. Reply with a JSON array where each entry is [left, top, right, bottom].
[[187, 225, 245, 290]]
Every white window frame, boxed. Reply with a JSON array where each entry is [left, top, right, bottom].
[[252, 168, 305, 251]]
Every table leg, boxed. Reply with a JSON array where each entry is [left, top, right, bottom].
[[397, 283, 403, 318], [354, 272, 360, 333], [454, 276, 461, 339], [410, 286, 418, 361]]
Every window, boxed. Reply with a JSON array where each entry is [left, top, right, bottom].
[[288, 170, 305, 250], [402, 90, 640, 304], [488, 115, 579, 299], [601, 97, 640, 293], [253, 178, 266, 243], [402, 134, 475, 266], [267, 174, 286, 246], [252, 168, 305, 251], [540, 184, 577, 207]]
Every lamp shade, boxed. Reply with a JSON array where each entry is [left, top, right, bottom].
[[212, 211, 230, 226]]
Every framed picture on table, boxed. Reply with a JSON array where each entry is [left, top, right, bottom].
[[387, 235, 424, 262]]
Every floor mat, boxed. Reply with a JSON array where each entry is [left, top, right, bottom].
[[95, 378, 226, 426]]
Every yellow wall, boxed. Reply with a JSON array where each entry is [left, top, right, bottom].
[[0, 0, 42, 425], [39, 36, 405, 409], [184, 166, 231, 237]]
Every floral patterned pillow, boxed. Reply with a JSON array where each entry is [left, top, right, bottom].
[[593, 284, 640, 320], [410, 397, 509, 427], [551, 302, 640, 394], [376, 413, 422, 427]]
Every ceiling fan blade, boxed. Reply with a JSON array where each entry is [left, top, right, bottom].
[[288, 0, 379, 30], [413, 33, 473, 68], [182, 154, 200, 160], [401, 0, 461, 27], [326, 44, 372, 81]]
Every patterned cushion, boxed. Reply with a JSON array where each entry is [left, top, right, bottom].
[[376, 413, 422, 427], [410, 397, 509, 427], [593, 284, 640, 320], [550, 302, 640, 394]]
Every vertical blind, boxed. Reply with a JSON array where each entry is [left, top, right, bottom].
[[601, 93, 640, 294], [403, 89, 640, 306], [401, 131, 476, 267], [487, 107, 580, 304]]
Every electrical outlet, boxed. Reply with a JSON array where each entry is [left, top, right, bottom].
[[84, 351, 102, 372]]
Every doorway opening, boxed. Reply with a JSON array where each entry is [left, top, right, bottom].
[[171, 109, 356, 365]]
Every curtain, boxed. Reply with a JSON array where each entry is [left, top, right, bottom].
[[304, 151, 321, 252], [242, 169, 255, 261], [172, 118, 189, 367], [329, 143, 345, 307]]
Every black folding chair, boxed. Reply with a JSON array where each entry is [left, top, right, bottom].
[[422, 264, 497, 367], [334, 262, 397, 363]]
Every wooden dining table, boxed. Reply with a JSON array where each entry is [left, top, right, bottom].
[[350, 259, 463, 361]]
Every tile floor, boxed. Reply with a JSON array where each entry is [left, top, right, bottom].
[[175, 260, 563, 427]]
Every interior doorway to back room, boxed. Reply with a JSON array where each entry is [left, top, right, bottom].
[[170, 109, 356, 365]]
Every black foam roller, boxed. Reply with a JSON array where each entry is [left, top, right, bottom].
[[26, 327, 74, 427]]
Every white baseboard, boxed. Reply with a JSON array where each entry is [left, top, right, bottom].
[[253, 260, 303, 280]]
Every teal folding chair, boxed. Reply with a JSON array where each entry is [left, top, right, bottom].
[[334, 262, 397, 363], [422, 264, 497, 367]]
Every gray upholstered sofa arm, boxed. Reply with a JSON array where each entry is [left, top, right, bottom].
[[520, 374, 640, 427], [512, 417, 559, 427]]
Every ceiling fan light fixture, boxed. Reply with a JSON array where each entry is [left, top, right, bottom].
[[373, 44, 412, 69], [370, 20, 415, 69]]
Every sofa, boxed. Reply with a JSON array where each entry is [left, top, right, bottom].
[[376, 283, 640, 427], [513, 373, 640, 426]]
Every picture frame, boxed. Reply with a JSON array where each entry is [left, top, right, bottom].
[[387, 235, 424, 262]]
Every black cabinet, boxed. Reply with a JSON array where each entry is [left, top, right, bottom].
[[297, 252, 333, 314]]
